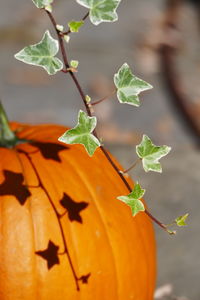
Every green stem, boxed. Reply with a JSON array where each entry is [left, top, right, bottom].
[[0, 102, 17, 147]]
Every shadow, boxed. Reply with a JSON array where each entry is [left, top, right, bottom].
[[0, 170, 31, 205], [31, 142, 68, 162], [36, 240, 60, 270], [60, 193, 89, 223], [14, 149, 91, 290], [79, 273, 91, 284]]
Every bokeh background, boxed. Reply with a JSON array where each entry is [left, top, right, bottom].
[[1, 0, 200, 299]]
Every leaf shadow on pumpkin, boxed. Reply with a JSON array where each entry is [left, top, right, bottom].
[[30, 142, 68, 162], [36, 240, 60, 270], [35, 240, 91, 285], [60, 193, 89, 223], [0, 170, 31, 205], [14, 147, 91, 291]]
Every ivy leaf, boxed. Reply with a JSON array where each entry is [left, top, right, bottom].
[[68, 20, 84, 32], [14, 31, 63, 75], [117, 183, 145, 216], [32, 0, 53, 9], [114, 63, 153, 106], [175, 214, 189, 227], [58, 110, 101, 156], [136, 135, 171, 173], [76, 0, 121, 25]]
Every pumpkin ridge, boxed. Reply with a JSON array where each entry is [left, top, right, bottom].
[[18, 149, 81, 291], [67, 152, 122, 300], [61, 151, 120, 300], [32, 150, 86, 296], [99, 151, 156, 299], [95, 156, 149, 298], [97, 148, 156, 298], [13, 149, 40, 298], [97, 152, 156, 299], [0, 149, 39, 299]]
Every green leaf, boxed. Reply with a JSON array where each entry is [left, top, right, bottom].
[[32, 0, 53, 9], [68, 20, 84, 32], [76, 0, 121, 25], [175, 214, 189, 227], [114, 63, 153, 106], [117, 183, 145, 216], [136, 135, 171, 173], [70, 60, 79, 68], [14, 31, 63, 75], [58, 110, 101, 156]]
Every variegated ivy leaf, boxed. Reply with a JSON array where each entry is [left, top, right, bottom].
[[76, 0, 121, 25], [58, 110, 101, 156], [14, 31, 63, 75], [114, 63, 153, 106], [32, 0, 53, 9], [68, 20, 84, 32], [136, 135, 171, 173], [117, 183, 145, 216], [175, 214, 189, 227]]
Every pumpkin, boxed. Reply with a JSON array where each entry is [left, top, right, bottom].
[[0, 122, 156, 300]]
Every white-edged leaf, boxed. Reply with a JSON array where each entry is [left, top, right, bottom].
[[136, 135, 171, 172], [68, 20, 84, 32], [76, 0, 121, 25], [14, 31, 63, 75], [114, 63, 153, 106], [117, 183, 145, 216], [32, 0, 53, 8], [58, 110, 101, 156]]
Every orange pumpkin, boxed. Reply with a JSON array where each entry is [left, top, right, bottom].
[[0, 122, 156, 300]]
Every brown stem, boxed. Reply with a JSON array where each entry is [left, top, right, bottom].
[[45, 10, 169, 231], [120, 158, 142, 174], [145, 210, 168, 232], [91, 89, 117, 106]]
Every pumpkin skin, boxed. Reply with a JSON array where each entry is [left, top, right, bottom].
[[0, 123, 156, 300]]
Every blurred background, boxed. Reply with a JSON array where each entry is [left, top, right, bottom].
[[1, 0, 200, 299]]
